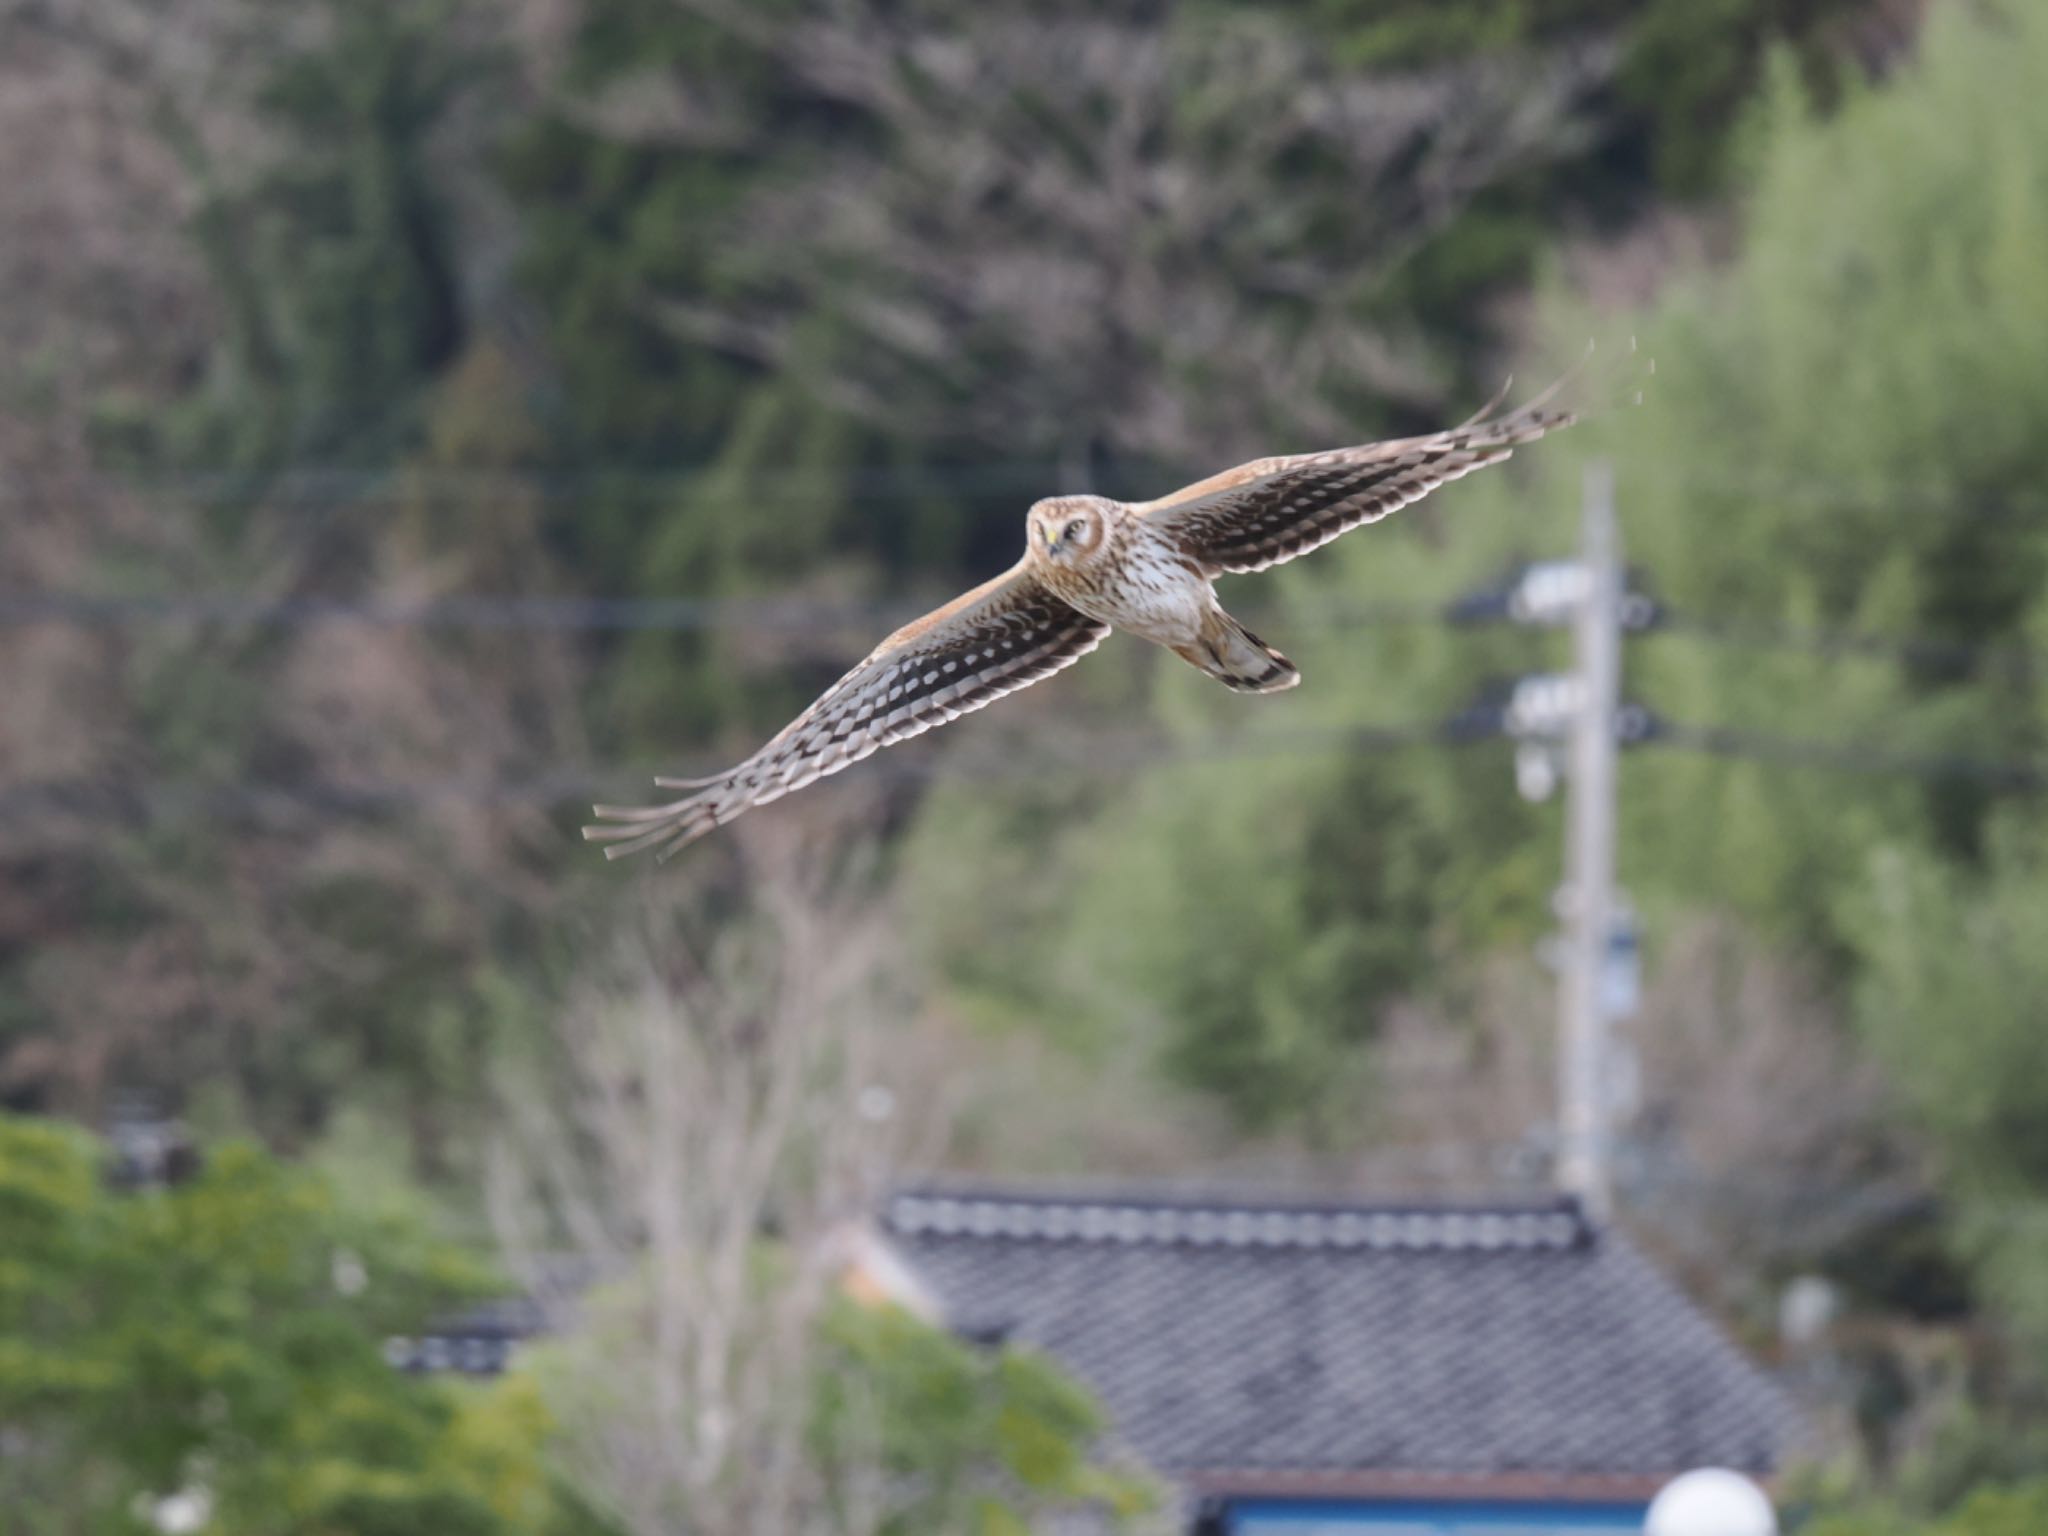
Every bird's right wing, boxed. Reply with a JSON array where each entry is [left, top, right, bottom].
[[583, 564, 1109, 860]]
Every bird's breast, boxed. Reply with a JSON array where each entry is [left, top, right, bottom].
[[1061, 529, 1211, 644]]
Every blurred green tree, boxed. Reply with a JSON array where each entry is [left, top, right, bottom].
[[974, 0, 2048, 1129], [0, 1113, 568, 1535], [1845, 821, 2048, 1355], [503, 0, 1623, 761], [1289, 0, 1895, 192], [1805, 1478, 2048, 1536], [150, 0, 498, 485], [813, 1299, 1156, 1535]]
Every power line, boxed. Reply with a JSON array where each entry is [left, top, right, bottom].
[[1649, 722, 2045, 789], [0, 591, 884, 634], [1657, 463, 2048, 525], [19, 460, 2048, 518], [0, 721, 1460, 828], [7, 716, 2043, 834], [1653, 613, 2048, 677], [13, 580, 2047, 687], [0, 463, 1083, 508], [0, 590, 1447, 634]]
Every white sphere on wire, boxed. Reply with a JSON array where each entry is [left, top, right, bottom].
[[1646, 1469, 1777, 1536]]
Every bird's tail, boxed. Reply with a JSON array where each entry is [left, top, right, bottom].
[[1174, 609, 1300, 694]]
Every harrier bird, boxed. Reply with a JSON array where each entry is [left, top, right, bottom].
[[588, 377, 1587, 860]]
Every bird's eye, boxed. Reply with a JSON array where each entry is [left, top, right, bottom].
[[1063, 518, 1085, 543]]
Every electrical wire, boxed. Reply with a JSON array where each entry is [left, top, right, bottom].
[[1649, 722, 2045, 788], [1652, 613, 2048, 677], [10, 583, 2042, 687], [6, 717, 2043, 833], [0, 462, 1085, 507], [0, 589, 1449, 634], [20, 460, 2048, 519], [1653, 462, 2048, 525], [0, 721, 1461, 828], [0, 591, 883, 633]]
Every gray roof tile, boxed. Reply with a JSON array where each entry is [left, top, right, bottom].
[[886, 1185, 1801, 1483]]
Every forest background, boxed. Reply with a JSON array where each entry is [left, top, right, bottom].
[[5, 1, 2048, 1531]]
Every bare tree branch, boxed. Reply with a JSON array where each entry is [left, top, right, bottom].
[[488, 832, 930, 1535]]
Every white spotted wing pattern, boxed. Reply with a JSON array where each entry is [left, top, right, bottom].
[[584, 565, 1108, 860]]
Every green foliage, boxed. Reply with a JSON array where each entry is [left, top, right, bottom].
[[1805, 1478, 2048, 1536], [20, 0, 1928, 1156], [166, 0, 493, 482], [503, 0, 1881, 760], [900, 0, 2048, 1161], [1843, 821, 2048, 1352], [520, 1240, 1151, 1536], [1064, 752, 1446, 1134], [1569, 4, 2048, 1387], [503, 2, 940, 651], [903, 525, 1563, 1131], [813, 1300, 1156, 1534], [0, 1114, 563, 1535], [1275, 0, 1877, 191], [1521, 0, 2048, 952]]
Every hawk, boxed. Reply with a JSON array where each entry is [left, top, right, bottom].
[[587, 379, 1581, 860]]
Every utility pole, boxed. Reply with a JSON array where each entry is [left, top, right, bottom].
[[1446, 469, 1649, 1217], [1556, 461, 1621, 1220]]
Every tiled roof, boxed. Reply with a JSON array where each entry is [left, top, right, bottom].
[[884, 1185, 1802, 1489]]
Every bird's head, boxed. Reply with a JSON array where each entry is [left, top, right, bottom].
[[1027, 496, 1112, 566]]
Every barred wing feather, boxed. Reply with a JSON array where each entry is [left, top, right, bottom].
[[583, 566, 1108, 860], [1137, 391, 1576, 575]]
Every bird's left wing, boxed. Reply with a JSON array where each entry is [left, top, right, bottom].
[[583, 563, 1108, 861], [1135, 388, 1576, 576]]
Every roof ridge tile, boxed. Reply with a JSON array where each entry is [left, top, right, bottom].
[[886, 1187, 1589, 1252]]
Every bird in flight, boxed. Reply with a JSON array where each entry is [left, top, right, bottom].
[[587, 377, 1585, 860]]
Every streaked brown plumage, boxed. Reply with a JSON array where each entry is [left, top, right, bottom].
[[586, 378, 1581, 860]]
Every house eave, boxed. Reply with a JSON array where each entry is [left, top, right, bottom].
[[1180, 1466, 1738, 1504]]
